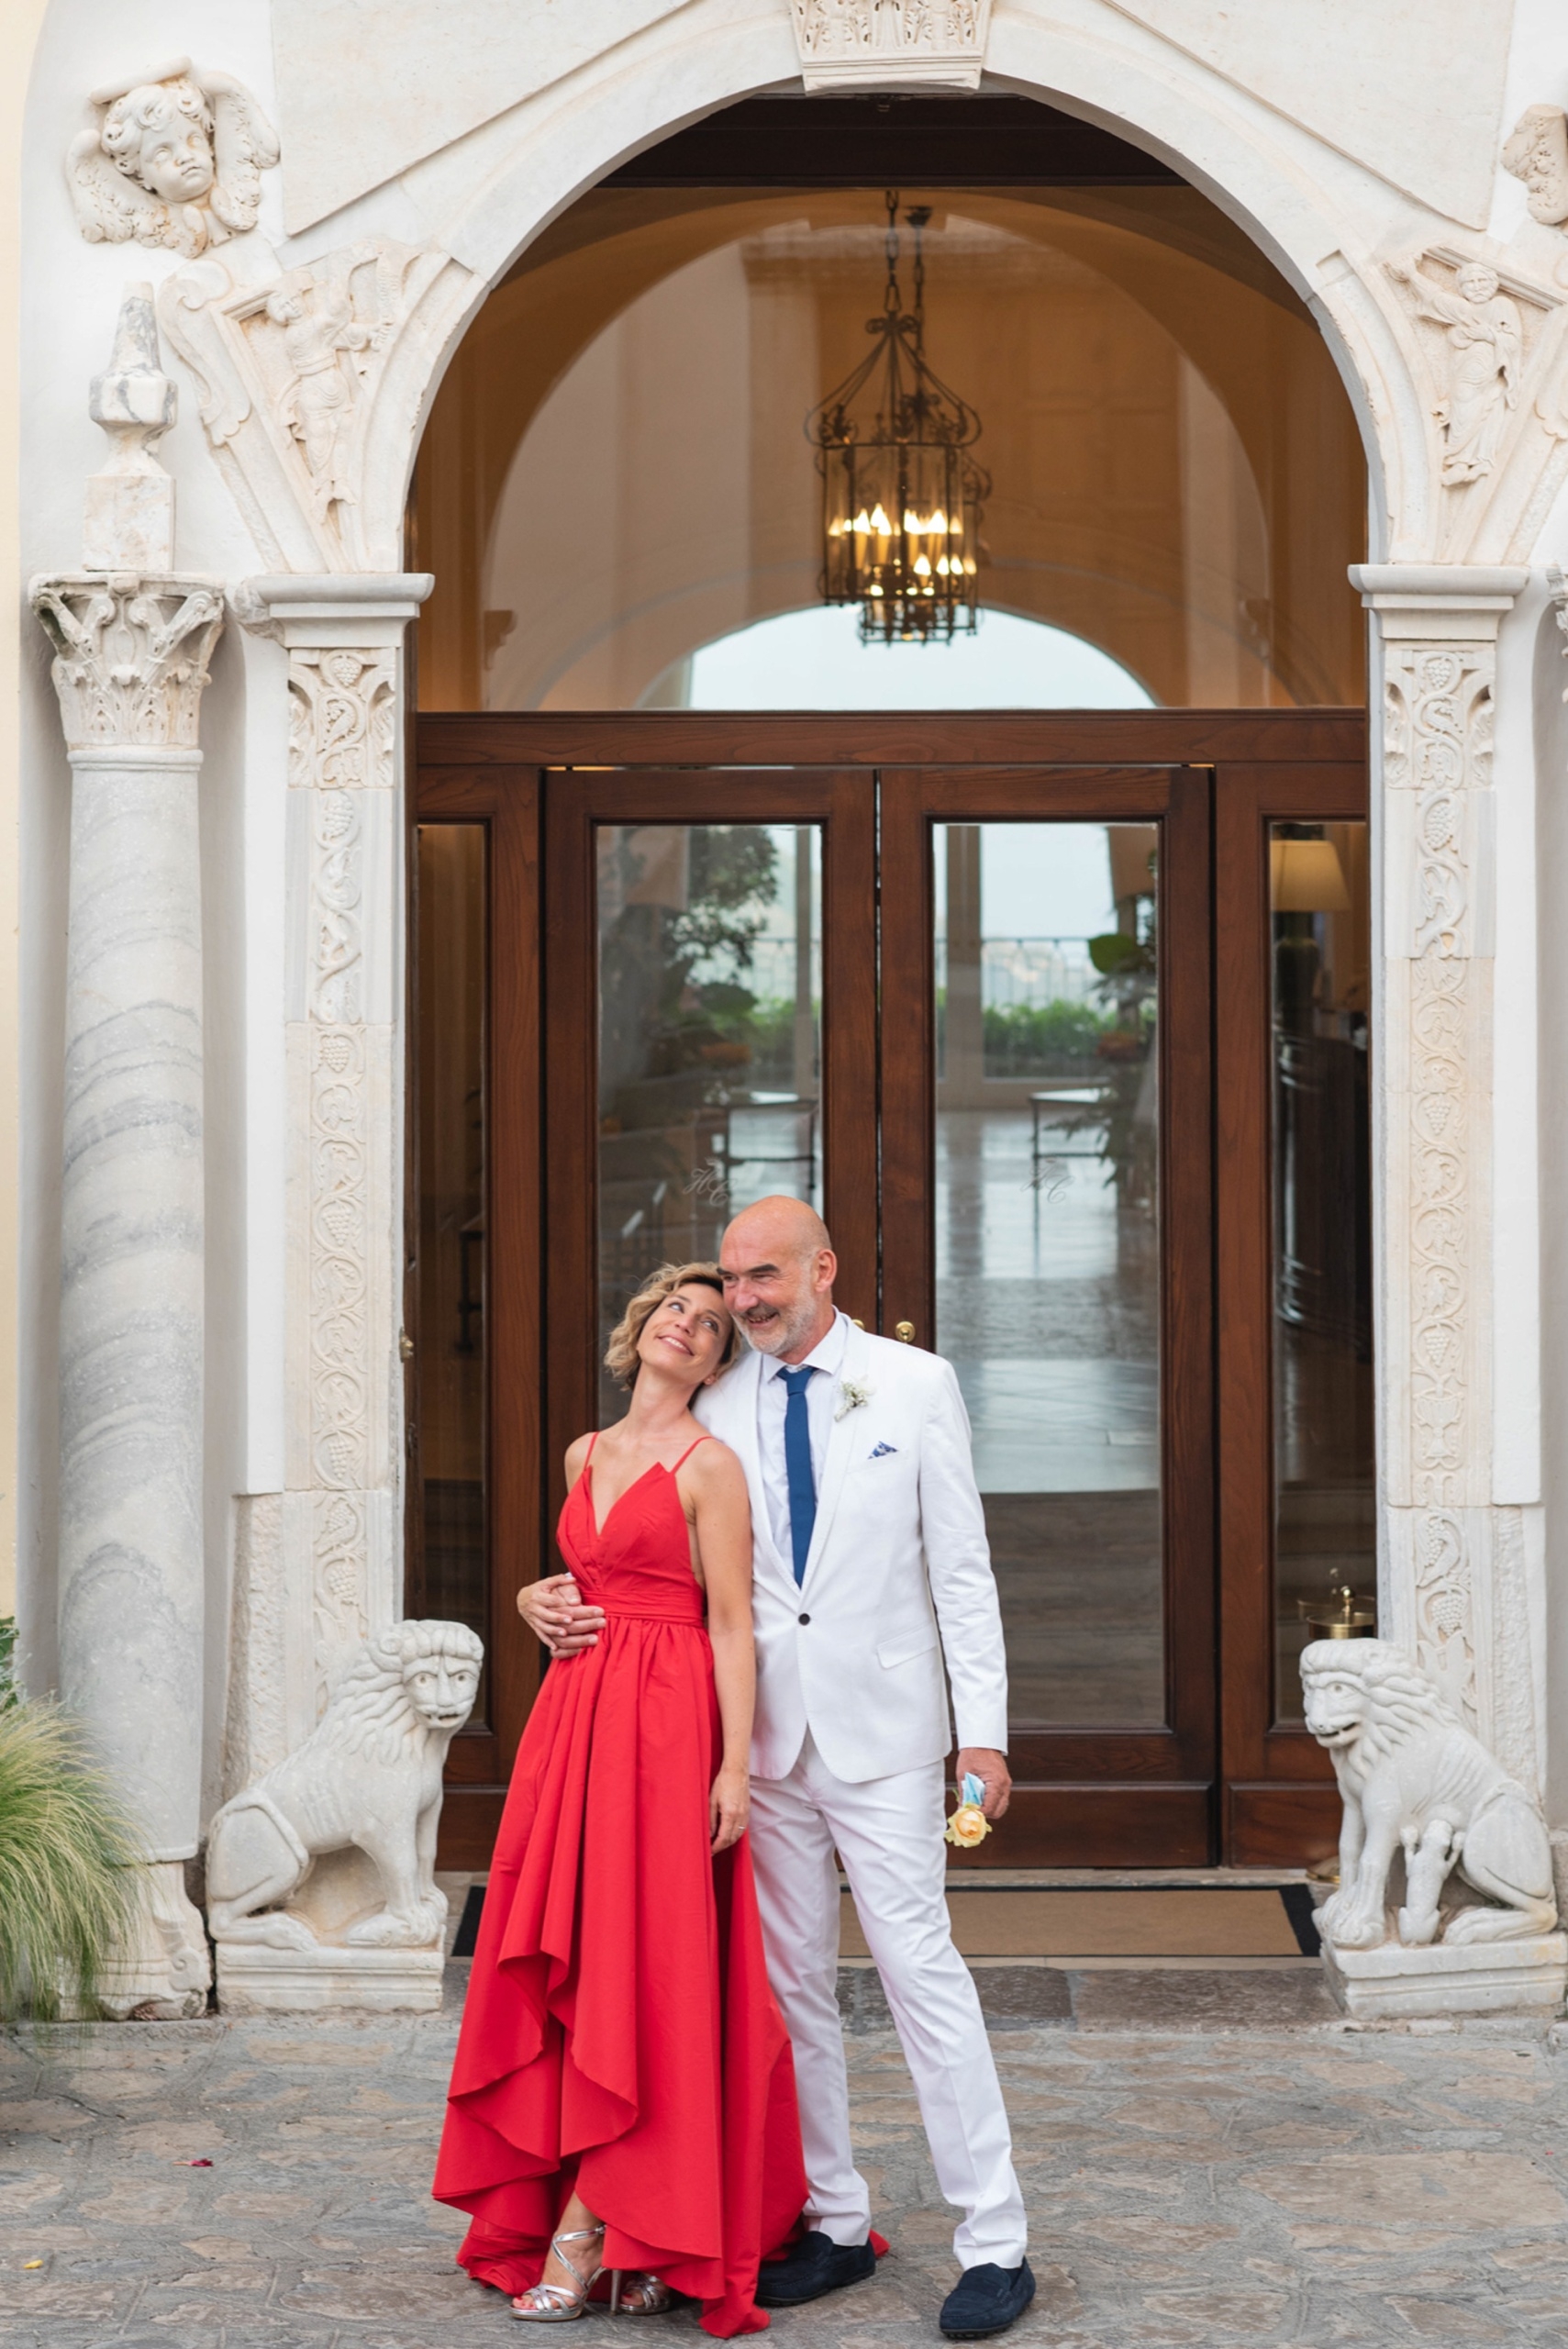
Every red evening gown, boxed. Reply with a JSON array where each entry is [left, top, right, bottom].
[[433, 1436, 808, 2337]]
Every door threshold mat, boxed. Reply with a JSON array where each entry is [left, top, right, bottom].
[[454, 1879, 1322, 1961], [840, 1883, 1321, 1959], [834, 1960, 1339, 2032]]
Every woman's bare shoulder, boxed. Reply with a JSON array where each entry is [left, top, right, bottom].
[[685, 1434, 748, 1492], [563, 1431, 595, 1488]]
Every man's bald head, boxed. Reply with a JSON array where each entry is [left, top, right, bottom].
[[719, 1195, 838, 1361], [727, 1195, 832, 1260]]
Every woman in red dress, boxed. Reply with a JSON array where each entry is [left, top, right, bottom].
[[433, 1264, 806, 2333]]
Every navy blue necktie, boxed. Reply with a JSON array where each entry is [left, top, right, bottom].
[[780, 1364, 817, 1586]]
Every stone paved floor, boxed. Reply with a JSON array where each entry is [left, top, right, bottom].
[[6, 1966, 1568, 2346]]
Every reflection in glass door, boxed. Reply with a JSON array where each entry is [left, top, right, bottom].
[[1215, 761, 1372, 1864], [881, 764, 1215, 1866], [934, 822, 1162, 1727], [414, 822, 489, 1712], [1270, 819, 1373, 1717], [595, 822, 822, 1419]]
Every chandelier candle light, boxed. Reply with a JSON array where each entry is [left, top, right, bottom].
[[809, 193, 989, 643]]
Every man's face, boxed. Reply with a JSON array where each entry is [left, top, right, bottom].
[[719, 1223, 832, 1358]]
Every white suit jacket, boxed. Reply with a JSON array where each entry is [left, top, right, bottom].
[[695, 1323, 1008, 1784]]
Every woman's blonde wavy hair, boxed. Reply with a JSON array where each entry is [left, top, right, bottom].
[[605, 1261, 739, 1389]]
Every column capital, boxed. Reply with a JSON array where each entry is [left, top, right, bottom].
[[233, 572, 434, 649], [1349, 563, 1530, 643], [30, 573, 224, 756]]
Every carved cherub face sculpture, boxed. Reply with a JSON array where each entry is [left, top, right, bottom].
[[68, 62, 278, 259], [100, 78, 215, 205]]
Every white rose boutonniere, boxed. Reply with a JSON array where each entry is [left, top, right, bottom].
[[834, 1377, 874, 1421]]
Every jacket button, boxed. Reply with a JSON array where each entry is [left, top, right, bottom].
[[798, 1612, 810, 1625]]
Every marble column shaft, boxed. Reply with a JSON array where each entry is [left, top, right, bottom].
[[31, 572, 225, 2014]]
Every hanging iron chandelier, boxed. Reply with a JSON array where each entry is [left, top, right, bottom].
[[808, 192, 989, 645]]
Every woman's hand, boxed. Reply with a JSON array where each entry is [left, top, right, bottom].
[[517, 1573, 606, 1656], [709, 1762, 751, 1854]]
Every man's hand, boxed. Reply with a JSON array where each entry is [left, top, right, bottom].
[[955, 1747, 1011, 1821], [517, 1572, 606, 1656]]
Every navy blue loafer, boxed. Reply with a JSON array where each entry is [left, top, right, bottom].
[[940, 2258, 1036, 2340], [755, 2231, 877, 2307]]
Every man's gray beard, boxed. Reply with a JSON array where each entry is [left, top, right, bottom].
[[740, 1297, 817, 1358]]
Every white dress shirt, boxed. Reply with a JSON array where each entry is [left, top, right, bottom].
[[755, 1308, 851, 1562]]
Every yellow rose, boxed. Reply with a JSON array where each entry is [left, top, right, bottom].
[[945, 1802, 990, 1848]]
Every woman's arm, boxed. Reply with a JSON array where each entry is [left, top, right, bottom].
[[515, 1435, 606, 1653], [689, 1443, 756, 1854]]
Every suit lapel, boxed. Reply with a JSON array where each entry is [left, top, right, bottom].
[[800, 1321, 871, 1592]]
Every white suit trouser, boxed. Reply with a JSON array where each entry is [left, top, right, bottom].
[[748, 1732, 1028, 2270]]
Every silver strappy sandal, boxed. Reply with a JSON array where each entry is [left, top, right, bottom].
[[511, 2224, 606, 2322], [608, 2271, 673, 2315]]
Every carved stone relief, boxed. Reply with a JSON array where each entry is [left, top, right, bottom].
[[239, 575, 428, 1755], [1504, 105, 1568, 228], [31, 576, 224, 753], [791, 0, 992, 90], [1387, 257, 1522, 489], [1381, 250, 1568, 562], [68, 61, 277, 258], [160, 240, 475, 572], [293, 644, 393, 1700], [1382, 634, 1494, 1730], [222, 1493, 287, 1800], [1358, 570, 1527, 1810]]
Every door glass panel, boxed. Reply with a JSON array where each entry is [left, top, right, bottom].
[[1271, 820, 1374, 1719], [596, 822, 821, 1419], [415, 823, 488, 1711], [934, 822, 1162, 1726]]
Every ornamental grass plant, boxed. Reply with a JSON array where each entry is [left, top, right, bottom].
[[0, 1629, 139, 2021]]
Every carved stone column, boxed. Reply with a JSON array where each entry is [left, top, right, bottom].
[[1352, 563, 1533, 1781], [236, 576, 431, 1754], [30, 572, 225, 2017]]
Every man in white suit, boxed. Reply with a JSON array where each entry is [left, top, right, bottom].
[[522, 1197, 1032, 2341]]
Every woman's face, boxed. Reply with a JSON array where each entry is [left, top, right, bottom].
[[638, 1284, 731, 1386]]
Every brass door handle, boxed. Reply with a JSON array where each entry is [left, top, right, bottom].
[[895, 1320, 916, 1343]]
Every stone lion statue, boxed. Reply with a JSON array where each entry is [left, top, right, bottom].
[[1302, 1638, 1557, 1950], [206, 1620, 483, 1952]]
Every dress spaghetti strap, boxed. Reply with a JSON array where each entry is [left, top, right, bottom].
[[672, 1434, 710, 1471]]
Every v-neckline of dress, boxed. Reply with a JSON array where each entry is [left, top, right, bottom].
[[583, 1458, 666, 1543]]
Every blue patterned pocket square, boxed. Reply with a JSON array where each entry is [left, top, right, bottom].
[[870, 1442, 897, 1458]]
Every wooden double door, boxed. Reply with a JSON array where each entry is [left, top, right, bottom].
[[414, 710, 1370, 1868]]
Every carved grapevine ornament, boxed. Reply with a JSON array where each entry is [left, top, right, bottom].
[[1382, 640, 1500, 1731], [287, 643, 396, 1694]]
